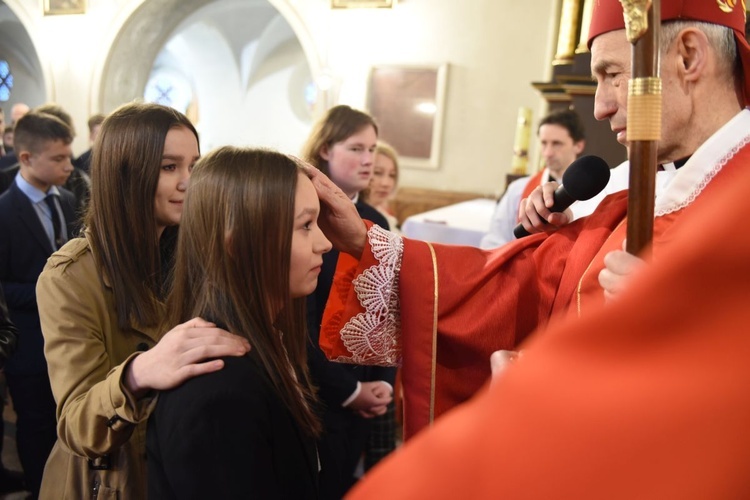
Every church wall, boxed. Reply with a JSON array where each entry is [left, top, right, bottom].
[[1, 0, 560, 195]]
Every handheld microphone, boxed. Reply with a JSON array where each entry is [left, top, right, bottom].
[[513, 155, 611, 239]]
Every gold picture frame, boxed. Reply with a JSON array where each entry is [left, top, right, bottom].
[[331, 0, 395, 9], [367, 64, 449, 169], [43, 0, 86, 16]]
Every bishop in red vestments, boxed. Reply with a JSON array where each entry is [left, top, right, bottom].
[[313, 0, 750, 454]]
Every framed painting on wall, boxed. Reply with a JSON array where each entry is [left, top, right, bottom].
[[331, 0, 395, 8], [43, 0, 86, 15], [367, 64, 449, 169]]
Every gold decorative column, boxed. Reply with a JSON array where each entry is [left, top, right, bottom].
[[553, 0, 583, 65], [576, 0, 595, 53]]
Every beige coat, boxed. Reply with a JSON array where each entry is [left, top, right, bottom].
[[36, 237, 162, 499]]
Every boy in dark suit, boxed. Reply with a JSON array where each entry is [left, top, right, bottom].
[[0, 111, 77, 499]]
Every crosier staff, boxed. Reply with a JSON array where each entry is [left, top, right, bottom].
[[621, 0, 661, 256]]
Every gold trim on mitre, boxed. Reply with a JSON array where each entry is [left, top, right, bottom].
[[716, 0, 737, 14]]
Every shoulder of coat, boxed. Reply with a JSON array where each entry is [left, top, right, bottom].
[[45, 237, 92, 272]]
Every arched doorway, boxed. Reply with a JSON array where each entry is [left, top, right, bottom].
[[98, 0, 319, 154], [0, 2, 46, 113]]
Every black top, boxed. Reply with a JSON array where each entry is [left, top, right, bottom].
[[73, 148, 92, 174], [0, 286, 18, 369], [147, 353, 319, 499], [305, 200, 396, 499], [306, 200, 394, 405]]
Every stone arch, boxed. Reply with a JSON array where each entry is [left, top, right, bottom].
[[97, 0, 321, 113], [0, 0, 49, 106]]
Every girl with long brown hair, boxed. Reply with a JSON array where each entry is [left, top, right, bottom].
[[301, 105, 395, 498], [36, 103, 249, 498], [147, 147, 331, 498]]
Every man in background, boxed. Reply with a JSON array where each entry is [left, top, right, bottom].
[[9, 103, 29, 126], [0, 112, 78, 498], [3, 127, 14, 156], [0, 104, 90, 224], [0, 102, 29, 171], [480, 109, 585, 248], [0, 103, 30, 170], [73, 113, 105, 174]]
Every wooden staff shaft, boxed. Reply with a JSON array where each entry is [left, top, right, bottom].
[[625, 0, 661, 256]]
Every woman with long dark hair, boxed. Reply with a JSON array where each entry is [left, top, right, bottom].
[[147, 147, 331, 498], [36, 103, 249, 498], [301, 105, 396, 498]]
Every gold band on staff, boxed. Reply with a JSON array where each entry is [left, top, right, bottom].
[[627, 77, 662, 141]]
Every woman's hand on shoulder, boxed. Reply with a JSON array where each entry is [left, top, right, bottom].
[[124, 317, 251, 398]]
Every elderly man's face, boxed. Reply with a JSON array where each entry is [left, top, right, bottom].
[[591, 28, 695, 164], [591, 30, 632, 147]]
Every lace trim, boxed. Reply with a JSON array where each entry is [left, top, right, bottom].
[[334, 225, 403, 366], [656, 134, 750, 216]]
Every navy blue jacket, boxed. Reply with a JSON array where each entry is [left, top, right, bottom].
[[0, 181, 78, 375]]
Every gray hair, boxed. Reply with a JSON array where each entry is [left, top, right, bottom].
[[661, 21, 738, 78]]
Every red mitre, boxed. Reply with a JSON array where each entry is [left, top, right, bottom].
[[588, 0, 750, 105]]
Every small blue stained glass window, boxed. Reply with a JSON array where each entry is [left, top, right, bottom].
[[153, 83, 173, 106], [144, 74, 192, 113], [0, 61, 13, 102]]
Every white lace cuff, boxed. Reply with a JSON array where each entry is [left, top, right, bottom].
[[334, 225, 403, 366]]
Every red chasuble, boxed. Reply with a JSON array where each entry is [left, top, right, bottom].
[[344, 136, 750, 500], [321, 124, 750, 440]]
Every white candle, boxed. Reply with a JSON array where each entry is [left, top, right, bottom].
[[511, 107, 532, 175]]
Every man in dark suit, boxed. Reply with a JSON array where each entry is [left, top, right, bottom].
[[72, 113, 105, 175], [308, 200, 395, 499], [0, 111, 78, 499], [1, 105, 91, 232]]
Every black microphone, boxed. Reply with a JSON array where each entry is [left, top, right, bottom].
[[513, 155, 611, 239]]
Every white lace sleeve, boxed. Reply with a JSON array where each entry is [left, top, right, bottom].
[[334, 225, 403, 366]]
